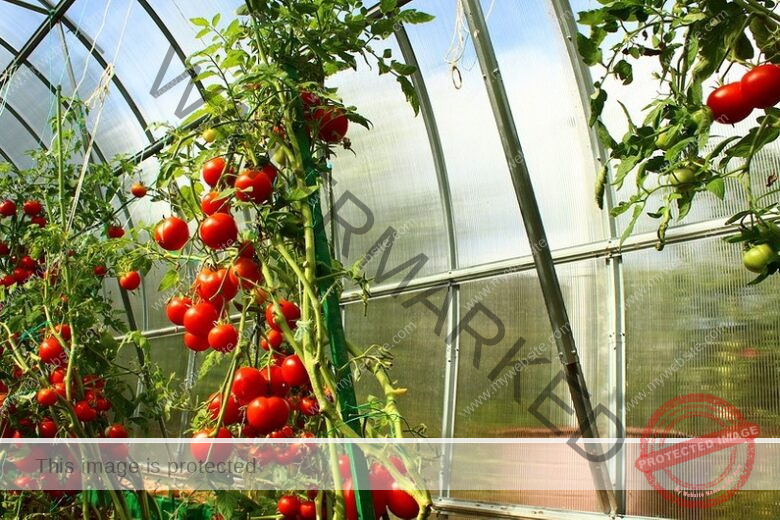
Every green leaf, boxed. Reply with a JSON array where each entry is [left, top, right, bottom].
[[399, 10, 435, 24], [706, 177, 726, 200], [614, 59, 633, 85], [397, 75, 420, 115], [211, 13, 221, 27], [589, 87, 607, 126], [380, 0, 398, 13], [191, 17, 209, 27], [577, 33, 603, 66], [158, 269, 180, 292], [613, 155, 641, 189], [391, 61, 417, 76], [620, 203, 645, 245]]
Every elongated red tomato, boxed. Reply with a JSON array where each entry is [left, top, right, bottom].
[[741, 64, 780, 109], [200, 213, 238, 250], [707, 83, 753, 124], [154, 217, 189, 251]]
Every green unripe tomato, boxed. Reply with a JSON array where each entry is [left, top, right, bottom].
[[743, 243, 776, 273], [655, 127, 678, 150], [202, 128, 218, 143], [691, 107, 714, 131], [668, 168, 697, 190]]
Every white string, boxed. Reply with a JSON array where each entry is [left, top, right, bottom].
[[445, 0, 497, 86]]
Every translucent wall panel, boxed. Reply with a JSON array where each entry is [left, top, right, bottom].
[[0, 107, 39, 169], [344, 287, 449, 438], [623, 237, 780, 518], [145, 332, 192, 437], [0, 2, 43, 49], [5, 64, 56, 146], [451, 259, 609, 511], [147, 0, 243, 56], [328, 39, 450, 282]]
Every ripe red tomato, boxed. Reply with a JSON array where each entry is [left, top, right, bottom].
[[13, 268, 31, 284], [106, 424, 128, 438], [94, 265, 107, 277], [30, 216, 47, 228], [315, 108, 349, 143], [260, 329, 283, 351], [200, 213, 238, 250], [39, 338, 66, 365], [1, 274, 14, 287], [281, 355, 309, 387], [232, 367, 267, 405], [261, 365, 289, 397], [18, 256, 36, 270], [208, 323, 238, 353], [74, 401, 97, 422], [298, 396, 320, 416], [190, 427, 232, 463], [95, 398, 112, 412], [37, 418, 57, 438], [387, 482, 419, 519], [235, 169, 274, 204], [119, 271, 141, 291], [183, 332, 210, 352], [197, 268, 239, 301], [0, 200, 16, 217], [22, 200, 42, 216], [298, 500, 316, 520], [0, 242, 9, 255], [229, 258, 262, 289], [238, 241, 255, 259], [107, 225, 125, 239], [54, 324, 71, 341], [183, 302, 219, 336], [277, 495, 300, 518], [707, 83, 753, 124], [202, 157, 227, 187], [265, 300, 301, 331], [53, 382, 67, 398], [300, 91, 321, 108], [166, 296, 192, 325], [130, 183, 147, 198], [246, 396, 289, 434], [200, 191, 231, 215], [36, 388, 58, 407], [207, 392, 241, 425], [49, 367, 67, 384], [741, 64, 780, 109], [154, 216, 190, 251]]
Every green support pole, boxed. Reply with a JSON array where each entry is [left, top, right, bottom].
[[292, 119, 375, 520]]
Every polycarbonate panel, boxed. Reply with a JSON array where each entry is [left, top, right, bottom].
[[328, 38, 450, 282], [0, 106, 39, 169], [344, 287, 449, 438], [623, 237, 780, 518], [0, 2, 44, 49], [69, 0, 200, 137], [147, 0, 243, 56], [4, 64, 56, 146], [451, 259, 609, 511], [144, 332, 192, 437]]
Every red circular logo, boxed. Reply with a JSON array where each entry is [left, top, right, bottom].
[[635, 393, 758, 509]]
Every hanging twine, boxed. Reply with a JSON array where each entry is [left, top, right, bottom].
[[445, 0, 496, 89]]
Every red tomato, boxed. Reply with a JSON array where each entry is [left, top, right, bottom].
[[130, 183, 147, 198], [208, 323, 238, 353], [229, 258, 262, 289], [18, 256, 36, 270], [298, 500, 316, 520], [13, 268, 31, 284], [277, 495, 300, 518], [246, 396, 289, 434], [119, 271, 141, 291], [0, 242, 9, 255], [298, 396, 320, 416], [342, 479, 359, 520], [707, 83, 753, 124], [235, 169, 274, 204], [232, 367, 267, 405], [95, 398, 112, 412], [49, 367, 67, 384], [106, 424, 128, 438], [260, 329, 283, 351], [742, 64, 780, 109], [281, 355, 309, 387], [265, 300, 301, 331], [196, 268, 239, 302], [207, 392, 241, 425], [300, 91, 321, 108], [315, 108, 349, 143], [183, 302, 219, 336], [200, 191, 231, 215], [22, 200, 42, 216], [166, 296, 192, 325], [202, 157, 227, 187], [53, 382, 67, 398], [1, 274, 14, 286], [36, 388, 58, 407], [0, 200, 16, 217], [74, 401, 97, 422], [261, 365, 289, 397], [54, 324, 71, 341], [107, 225, 125, 239], [190, 427, 232, 463], [94, 265, 107, 277], [37, 418, 57, 438], [200, 213, 238, 250], [39, 338, 66, 365], [238, 241, 255, 259], [387, 482, 419, 519], [30, 216, 46, 227], [154, 216, 190, 251], [183, 332, 210, 352]]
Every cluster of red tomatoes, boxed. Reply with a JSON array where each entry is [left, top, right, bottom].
[[0, 199, 48, 287], [300, 92, 350, 144], [707, 64, 780, 124]]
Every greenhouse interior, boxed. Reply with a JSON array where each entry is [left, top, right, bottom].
[[0, 0, 778, 519]]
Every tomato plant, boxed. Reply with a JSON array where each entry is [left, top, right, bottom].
[[580, 1, 780, 282]]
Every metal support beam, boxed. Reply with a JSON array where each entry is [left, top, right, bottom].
[[0, 146, 19, 169], [2, 0, 49, 15], [458, 0, 617, 513], [1, 102, 46, 148]]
